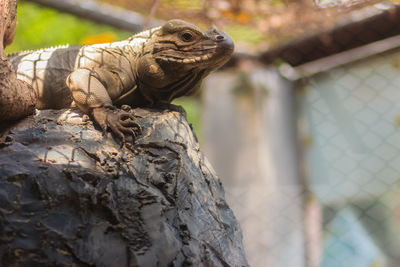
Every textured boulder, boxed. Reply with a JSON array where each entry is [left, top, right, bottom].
[[0, 108, 248, 267]]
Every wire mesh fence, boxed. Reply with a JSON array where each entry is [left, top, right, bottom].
[[299, 49, 400, 267]]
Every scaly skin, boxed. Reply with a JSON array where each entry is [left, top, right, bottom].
[[11, 19, 234, 142]]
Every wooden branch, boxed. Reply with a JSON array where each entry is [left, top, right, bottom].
[[26, 0, 163, 32], [143, 0, 160, 30], [0, 0, 36, 122]]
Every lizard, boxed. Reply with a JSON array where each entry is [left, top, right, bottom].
[[10, 19, 234, 143]]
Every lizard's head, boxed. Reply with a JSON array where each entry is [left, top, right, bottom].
[[153, 19, 234, 71], [137, 19, 234, 100]]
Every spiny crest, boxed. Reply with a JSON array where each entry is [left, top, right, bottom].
[[127, 26, 161, 42], [7, 44, 72, 59]]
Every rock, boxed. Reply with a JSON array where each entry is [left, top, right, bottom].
[[0, 108, 248, 267]]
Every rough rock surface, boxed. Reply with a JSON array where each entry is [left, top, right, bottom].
[[0, 108, 248, 267]]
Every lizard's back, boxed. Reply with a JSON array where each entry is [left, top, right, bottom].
[[10, 40, 139, 110], [11, 45, 81, 109]]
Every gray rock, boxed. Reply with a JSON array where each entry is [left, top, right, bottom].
[[0, 108, 248, 267]]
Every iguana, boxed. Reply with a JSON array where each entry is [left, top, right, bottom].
[[10, 19, 234, 142]]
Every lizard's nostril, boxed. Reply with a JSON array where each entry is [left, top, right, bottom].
[[216, 35, 225, 41]]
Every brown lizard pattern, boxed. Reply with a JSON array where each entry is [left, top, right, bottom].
[[10, 19, 234, 143]]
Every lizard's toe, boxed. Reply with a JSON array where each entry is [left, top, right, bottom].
[[121, 105, 131, 112]]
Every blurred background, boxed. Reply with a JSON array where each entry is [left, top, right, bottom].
[[7, 0, 400, 266]]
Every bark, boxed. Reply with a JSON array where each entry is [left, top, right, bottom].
[[0, 107, 248, 267], [0, 0, 37, 121]]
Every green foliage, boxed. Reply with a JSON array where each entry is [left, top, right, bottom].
[[5, 1, 132, 54], [173, 97, 203, 142]]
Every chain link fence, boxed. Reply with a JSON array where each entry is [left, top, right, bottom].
[[300, 49, 400, 267]]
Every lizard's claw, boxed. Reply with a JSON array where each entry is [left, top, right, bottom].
[[92, 106, 142, 145]]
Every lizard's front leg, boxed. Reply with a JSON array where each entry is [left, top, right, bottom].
[[66, 68, 141, 144]]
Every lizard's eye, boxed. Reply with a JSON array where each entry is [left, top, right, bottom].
[[181, 32, 194, 42]]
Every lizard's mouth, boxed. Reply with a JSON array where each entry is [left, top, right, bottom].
[[154, 47, 218, 65]]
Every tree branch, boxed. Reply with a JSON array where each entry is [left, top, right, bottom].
[[26, 0, 163, 32]]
